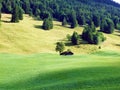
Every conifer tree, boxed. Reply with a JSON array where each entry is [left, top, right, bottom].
[[71, 31, 80, 45], [92, 14, 100, 27], [0, 2, 1, 20], [42, 17, 53, 30], [62, 17, 67, 26], [113, 16, 119, 29], [11, 5, 19, 23], [0, 8, 1, 26], [77, 15, 85, 25], [70, 11, 78, 28], [18, 7, 23, 20]]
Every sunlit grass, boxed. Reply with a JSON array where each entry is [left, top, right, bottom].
[[0, 51, 120, 90]]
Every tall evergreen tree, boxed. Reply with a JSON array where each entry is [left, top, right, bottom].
[[62, 17, 67, 26], [0, 2, 2, 20], [113, 16, 119, 29], [70, 11, 78, 28], [18, 7, 23, 20], [71, 31, 80, 45], [0, 3, 1, 26], [92, 14, 100, 27], [77, 15, 85, 25], [11, 5, 19, 23], [40, 11, 50, 20], [22, 0, 31, 14]]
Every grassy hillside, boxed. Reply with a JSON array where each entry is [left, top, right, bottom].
[[0, 51, 120, 90], [0, 14, 120, 90], [0, 14, 120, 54]]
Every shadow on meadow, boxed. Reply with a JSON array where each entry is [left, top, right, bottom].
[[1, 66, 120, 90], [34, 25, 43, 29]]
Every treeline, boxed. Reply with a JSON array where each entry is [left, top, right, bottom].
[[0, 0, 120, 27], [0, 0, 120, 31]]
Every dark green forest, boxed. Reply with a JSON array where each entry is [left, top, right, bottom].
[[1, 0, 120, 24]]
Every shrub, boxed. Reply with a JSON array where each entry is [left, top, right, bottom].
[[55, 42, 65, 54], [66, 34, 71, 41], [94, 32, 106, 44]]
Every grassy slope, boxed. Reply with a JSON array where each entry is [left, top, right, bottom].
[[0, 51, 120, 90], [0, 14, 120, 54], [0, 14, 120, 90], [0, 14, 83, 54]]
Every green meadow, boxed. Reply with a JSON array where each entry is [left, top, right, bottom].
[[0, 51, 120, 90]]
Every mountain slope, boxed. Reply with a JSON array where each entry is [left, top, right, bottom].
[[0, 14, 82, 54], [0, 14, 120, 54]]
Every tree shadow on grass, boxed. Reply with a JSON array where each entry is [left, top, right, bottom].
[[116, 30, 120, 33], [1, 20, 11, 23], [115, 44, 120, 46], [34, 25, 43, 29], [65, 42, 73, 46], [56, 24, 71, 29], [1, 67, 120, 90], [114, 33, 120, 37]]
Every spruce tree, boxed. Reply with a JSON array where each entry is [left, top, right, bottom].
[[11, 5, 19, 23], [62, 17, 67, 26], [18, 7, 23, 20], [92, 14, 100, 27], [71, 31, 80, 45], [100, 19, 105, 32], [0, 2, 1, 20], [0, 2, 1, 26], [77, 15, 85, 25], [70, 11, 78, 28], [113, 16, 119, 29], [42, 17, 53, 30]]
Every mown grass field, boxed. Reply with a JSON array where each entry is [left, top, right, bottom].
[[0, 51, 120, 90], [0, 14, 120, 90]]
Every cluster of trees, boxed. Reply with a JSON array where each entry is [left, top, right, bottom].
[[68, 17, 116, 45], [82, 23, 106, 44], [67, 22, 107, 45], [0, 0, 120, 28], [100, 18, 115, 34]]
